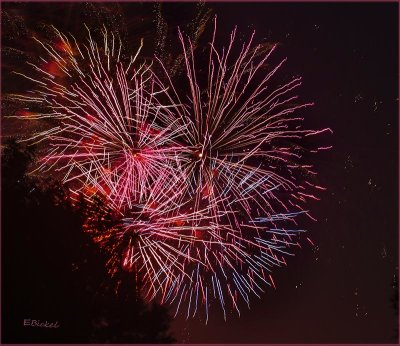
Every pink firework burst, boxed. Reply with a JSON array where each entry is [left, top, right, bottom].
[[115, 17, 332, 320], [11, 26, 184, 210], [10, 19, 332, 321]]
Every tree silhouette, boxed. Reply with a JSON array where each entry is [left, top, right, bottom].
[[1, 139, 175, 343]]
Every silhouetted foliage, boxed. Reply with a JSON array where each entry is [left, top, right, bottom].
[[1, 139, 175, 343]]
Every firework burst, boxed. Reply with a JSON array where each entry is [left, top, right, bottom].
[[9, 17, 331, 321], [10, 25, 184, 210], [134, 17, 332, 319]]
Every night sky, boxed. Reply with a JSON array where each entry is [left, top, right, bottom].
[[1, 2, 398, 344]]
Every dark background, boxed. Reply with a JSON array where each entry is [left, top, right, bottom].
[[1, 2, 398, 344]]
